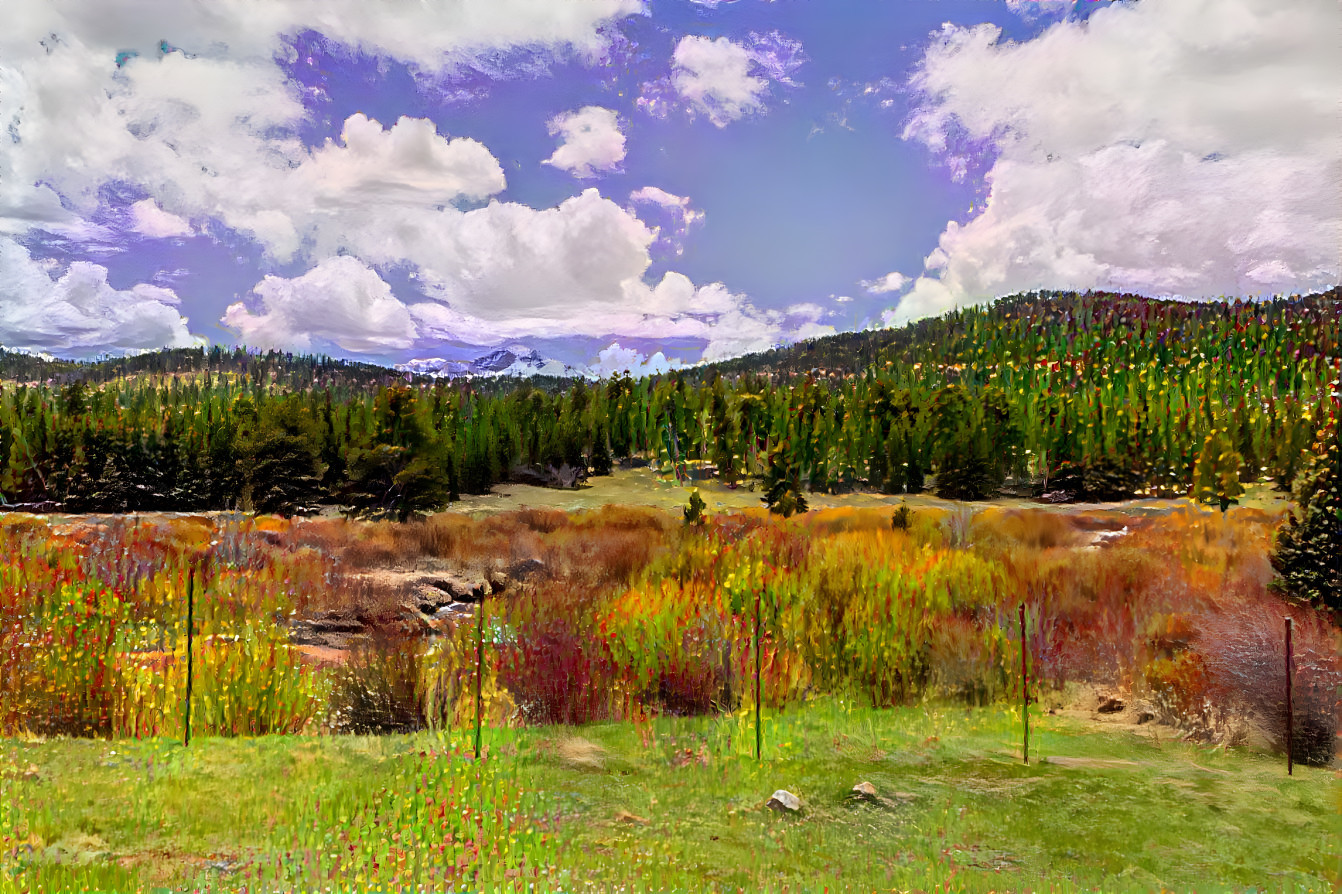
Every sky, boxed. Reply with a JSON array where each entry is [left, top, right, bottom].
[[0, 0, 1338, 374]]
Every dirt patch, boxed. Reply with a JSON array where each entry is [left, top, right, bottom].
[[293, 644, 349, 667], [1049, 685, 1182, 742], [551, 736, 608, 771]]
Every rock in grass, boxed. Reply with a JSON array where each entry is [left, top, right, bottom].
[[851, 781, 877, 798], [1097, 693, 1125, 714], [767, 790, 802, 812]]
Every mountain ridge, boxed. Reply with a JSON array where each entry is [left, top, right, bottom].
[[3, 288, 1338, 389]]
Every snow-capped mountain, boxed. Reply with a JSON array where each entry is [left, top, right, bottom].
[[397, 345, 578, 379]]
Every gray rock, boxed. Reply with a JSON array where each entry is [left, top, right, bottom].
[[420, 574, 486, 603], [289, 611, 365, 646], [507, 558, 545, 582], [766, 790, 802, 813], [434, 603, 476, 619], [412, 583, 453, 614]]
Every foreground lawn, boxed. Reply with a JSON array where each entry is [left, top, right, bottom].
[[1, 702, 1336, 893]]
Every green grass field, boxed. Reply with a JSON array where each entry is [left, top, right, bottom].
[[2, 700, 1336, 893], [447, 468, 1294, 519]]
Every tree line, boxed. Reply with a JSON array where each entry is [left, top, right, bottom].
[[0, 290, 1336, 524]]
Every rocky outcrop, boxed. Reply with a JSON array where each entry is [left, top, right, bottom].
[[288, 568, 511, 650]]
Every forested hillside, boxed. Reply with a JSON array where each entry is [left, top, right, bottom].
[[0, 290, 1337, 517]]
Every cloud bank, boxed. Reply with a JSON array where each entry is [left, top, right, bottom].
[[223, 256, 419, 355], [0, 237, 197, 356], [890, 0, 1342, 325], [0, 1, 833, 365]]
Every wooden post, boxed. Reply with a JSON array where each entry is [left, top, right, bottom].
[[184, 568, 194, 748], [1285, 616, 1294, 776], [1019, 602, 1029, 765], [755, 584, 763, 762], [475, 594, 485, 760]]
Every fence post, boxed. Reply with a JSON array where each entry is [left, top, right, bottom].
[[1019, 602, 1029, 765], [1285, 616, 1294, 776], [184, 568, 194, 748], [475, 594, 485, 760], [755, 584, 763, 762]]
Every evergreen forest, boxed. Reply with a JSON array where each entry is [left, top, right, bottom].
[[0, 289, 1336, 525]]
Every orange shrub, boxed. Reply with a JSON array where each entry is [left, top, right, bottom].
[[1145, 650, 1211, 722], [513, 506, 569, 533], [971, 507, 1079, 551]]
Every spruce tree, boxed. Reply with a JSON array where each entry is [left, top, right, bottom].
[[1271, 407, 1341, 613], [761, 444, 807, 518], [930, 384, 997, 501], [683, 488, 706, 526], [1192, 427, 1245, 512]]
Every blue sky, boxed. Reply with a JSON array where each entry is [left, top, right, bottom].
[[0, 0, 1337, 373]]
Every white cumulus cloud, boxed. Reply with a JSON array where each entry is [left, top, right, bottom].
[[0, 1, 828, 364], [0, 1, 637, 239], [223, 256, 420, 354], [214, 189, 830, 362], [544, 106, 627, 178], [671, 36, 768, 127], [891, 0, 1342, 326], [590, 343, 682, 378], [0, 237, 197, 356], [860, 272, 909, 295], [301, 114, 507, 209], [129, 199, 193, 239], [640, 32, 805, 127]]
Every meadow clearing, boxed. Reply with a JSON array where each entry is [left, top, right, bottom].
[[0, 474, 1337, 892]]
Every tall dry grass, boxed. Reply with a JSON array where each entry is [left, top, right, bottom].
[[0, 498, 1332, 765]]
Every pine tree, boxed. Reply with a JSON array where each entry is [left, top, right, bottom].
[[683, 488, 706, 526], [762, 444, 807, 518], [1192, 428, 1245, 512], [344, 386, 451, 518], [90, 451, 139, 512], [1271, 408, 1341, 613], [930, 384, 997, 501], [246, 401, 326, 515]]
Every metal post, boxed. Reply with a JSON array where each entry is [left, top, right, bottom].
[[755, 585, 763, 762], [184, 568, 194, 748], [475, 594, 485, 760], [1285, 616, 1294, 776], [1019, 602, 1029, 765]]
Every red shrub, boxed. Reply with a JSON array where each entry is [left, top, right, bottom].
[[497, 589, 618, 725], [1196, 597, 1339, 766]]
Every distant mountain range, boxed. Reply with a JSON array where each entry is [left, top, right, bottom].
[[396, 345, 579, 379], [3, 288, 1338, 389]]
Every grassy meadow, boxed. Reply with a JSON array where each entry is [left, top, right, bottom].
[[0, 480, 1338, 892], [1, 702, 1338, 893]]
